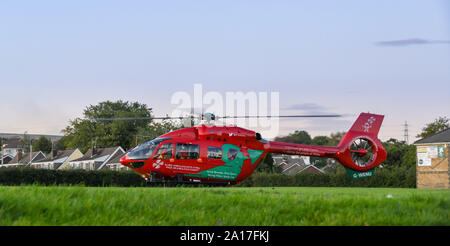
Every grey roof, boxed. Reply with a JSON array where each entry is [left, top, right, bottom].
[[283, 163, 307, 175], [71, 147, 120, 162], [104, 151, 126, 165], [298, 165, 325, 174], [273, 155, 307, 165], [9, 151, 46, 164], [0, 155, 13, 164], [34, 149, 77, 163], [414, 128, 450, 144], [273, 154, 309, 175]]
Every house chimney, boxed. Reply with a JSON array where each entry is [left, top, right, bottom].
[[91, 147, 97, 157], [17, 149, 23, 162], [52, 149, 58, 158]]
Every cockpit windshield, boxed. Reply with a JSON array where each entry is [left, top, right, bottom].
[[127, 137, 171, 160]]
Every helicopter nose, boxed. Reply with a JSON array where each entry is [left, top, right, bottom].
[[120, 154, 129, 166]]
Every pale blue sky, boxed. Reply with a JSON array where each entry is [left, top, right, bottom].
[[1, 0, 449, 142]]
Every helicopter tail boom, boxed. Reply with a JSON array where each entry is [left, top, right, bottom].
[[267, 113, 386, 171]]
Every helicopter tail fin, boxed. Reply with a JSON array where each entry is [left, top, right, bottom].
[[334, 113, 387, 172], [345, 112, 384, 136]]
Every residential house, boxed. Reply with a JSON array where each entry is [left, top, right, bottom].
[[2, 150, 46, 168], [32, 149, 83, 170], [297, 165, 326, 174], [273, 155, 311, 175], [103, 152, 129, 171], [68, 147, 125, 170], [0, 154, 13, 165], [414, 128, 450, 189], [321, 160, 339, 174], [1, 138, 23, 158]]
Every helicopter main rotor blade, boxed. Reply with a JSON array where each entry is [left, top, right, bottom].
[[218, 114, 341, 119], [94, 114, 341, 121], [94, 116, 189, 121]]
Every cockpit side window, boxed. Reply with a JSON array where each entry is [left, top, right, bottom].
[[154, 143, 173, 159], [175, 143, 200, 159], [127, 138, 170, 160]]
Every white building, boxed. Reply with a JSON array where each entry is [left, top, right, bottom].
[[1, 150, 46, 168], [272, 154, 312, 175], [1, 138, 23, 158], [103, 151, 129, 171], [68, 147, 125, 170], [0, 154, 14, 165], [32, 149, 83, 169]]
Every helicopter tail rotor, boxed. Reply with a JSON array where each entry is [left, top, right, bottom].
[[334, 113, 387, 171]]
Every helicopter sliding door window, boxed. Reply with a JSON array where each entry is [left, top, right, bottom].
[[207, 147, 223, 159], [175, 143, 200, 159], [154, 143, 173, 159]]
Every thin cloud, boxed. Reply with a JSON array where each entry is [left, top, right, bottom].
[[375, 38, 450, 47]]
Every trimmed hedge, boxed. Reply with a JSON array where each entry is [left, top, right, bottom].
[[0, 168, 146, 187], [237, 166, 416, 188], [0, 166, 415, 188]]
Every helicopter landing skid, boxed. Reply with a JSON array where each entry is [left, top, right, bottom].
[[145, 172, 230, 187]]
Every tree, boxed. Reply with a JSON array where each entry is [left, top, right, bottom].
[[312, 136, 331, 146], [311, 135, 332, 168], [20, 133, 31, 153], [32, 136, 52, 153], [401, 145, 417, 168], [417, 116, 449, 139], [55, 135, 71, 150], [274, 130, 312, 144], [381, 138, 414, 169], [255, 153, 282, 173], [62, 100, 154, 152], [133, 120, 182, 148], [328, 132, 346, 146]]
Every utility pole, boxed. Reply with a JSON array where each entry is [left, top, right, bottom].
[[23, 131, 28, 165], [30, 139, 33, 165], [403, 121, 409, 145], [1, 144, 6, 166]]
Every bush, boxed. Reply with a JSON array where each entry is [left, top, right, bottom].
[[237, 167, 416, 188], [0, 166, 416, 188], [0, 168, 146, 187]]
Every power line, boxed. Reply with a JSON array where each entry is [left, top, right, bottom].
[[403, 121, 409, 144]]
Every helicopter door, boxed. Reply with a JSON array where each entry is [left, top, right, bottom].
[[206, 146, 223, 167], [153, 143, 173, 160], [174, 143, 201, 173]]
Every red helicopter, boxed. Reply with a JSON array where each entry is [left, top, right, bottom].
[[101, 112, 386, 185]]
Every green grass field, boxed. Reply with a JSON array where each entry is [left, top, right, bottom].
[[0, 186, 448, 226]]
